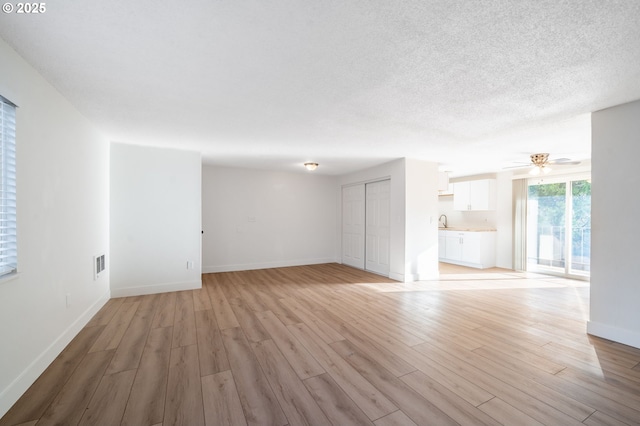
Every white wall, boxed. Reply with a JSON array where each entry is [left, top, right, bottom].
[[495, 172, 514, 269], [202, 165, 338, 272], [0, 39, 110, 417], [589, 99, 640, 349], [404, 159, 440, 280], [110, 143, 202, 296]]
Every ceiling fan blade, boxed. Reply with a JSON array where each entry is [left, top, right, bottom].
[[503, 155, 581, 171], [502, 164, 532, 170], [548, 158, 581, 165]]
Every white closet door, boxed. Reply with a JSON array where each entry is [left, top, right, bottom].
[[365, 180, 390, 275], [342, 184, 365, 269]]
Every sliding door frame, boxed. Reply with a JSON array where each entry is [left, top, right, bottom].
[[526, 172, 591, 280]]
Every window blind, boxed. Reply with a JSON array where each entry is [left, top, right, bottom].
[[0, 97, 17, 277]]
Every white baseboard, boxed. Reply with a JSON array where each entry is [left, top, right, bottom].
[[587, 321, 640, 349], [0, 289, 110, 418], [202, 257, 338, 274], [438, 259, 493, 269], [416, 271, 440, 281], [389, 271, 407, 282], [110, 279, 202, 298]]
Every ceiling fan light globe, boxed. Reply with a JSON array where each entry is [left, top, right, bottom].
[[304, 162, 318, 171]]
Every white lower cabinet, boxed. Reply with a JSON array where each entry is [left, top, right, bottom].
[[438, 234, 447, 259], [444, 234, 463, 260], [438, 230, 496, 269]]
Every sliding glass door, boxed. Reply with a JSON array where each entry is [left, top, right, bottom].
[[526, 175, 591, 277], [570, 179, 591, 274]]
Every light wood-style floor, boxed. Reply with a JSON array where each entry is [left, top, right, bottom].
[[2, 263, 640, 426]]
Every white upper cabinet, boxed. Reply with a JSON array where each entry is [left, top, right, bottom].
[[452, 181, 471, 210], [453, 179, 497, 211], [438, 171, 453, 195]]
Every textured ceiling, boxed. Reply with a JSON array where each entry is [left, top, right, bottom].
[[1, 0, 639, 176]]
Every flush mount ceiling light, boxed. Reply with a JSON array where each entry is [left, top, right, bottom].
[[304, 162, 318, 171]]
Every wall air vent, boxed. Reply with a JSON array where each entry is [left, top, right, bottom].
[[94, 254, 106, 280]]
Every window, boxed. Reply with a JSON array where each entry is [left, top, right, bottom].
[[0, 96, 17, 278]]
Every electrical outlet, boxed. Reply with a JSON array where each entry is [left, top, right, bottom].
[[66, 293, 71, 308], [187, 261, 194, 270]]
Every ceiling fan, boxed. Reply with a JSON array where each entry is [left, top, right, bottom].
[[506, 153, 581, 175]]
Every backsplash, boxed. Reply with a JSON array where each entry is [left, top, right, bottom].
[[438, 195, 497, 228]]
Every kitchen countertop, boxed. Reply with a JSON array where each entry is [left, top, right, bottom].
[[438, 227, 497, 232]]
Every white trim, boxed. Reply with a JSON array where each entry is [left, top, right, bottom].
[[526, 171, 591, 185], [340, 175, 392, 188], [416, 271, 439, 281], [587, 321, 640, 350], [388, 269, 440, 282], [437, 259, 494, 269], [110, 280, 202, 297], [389, 271, 407, 282], [203, 257, 338, 274], [0, 289, 110, 417]]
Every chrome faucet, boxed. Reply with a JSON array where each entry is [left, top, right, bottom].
[[439, 214, 447, 228]]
